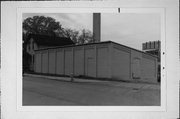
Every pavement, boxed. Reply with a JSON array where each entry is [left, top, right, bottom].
[[23, 74, 160, 106]]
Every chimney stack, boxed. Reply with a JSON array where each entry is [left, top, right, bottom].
[[93, 13, 101, 43]]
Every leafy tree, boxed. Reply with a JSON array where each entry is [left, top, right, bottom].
[[23, 16, 63, 39], [23, 15, 93, 45]]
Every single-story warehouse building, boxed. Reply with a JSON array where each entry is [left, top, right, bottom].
[[34, 41, 158, 83]]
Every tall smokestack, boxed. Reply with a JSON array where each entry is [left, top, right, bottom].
[[93, 13, 101, 42]]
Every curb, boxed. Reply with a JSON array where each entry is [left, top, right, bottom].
[[24, 74, 160, 90]]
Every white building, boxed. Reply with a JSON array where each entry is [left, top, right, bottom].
[[34, 41, 158, 83]]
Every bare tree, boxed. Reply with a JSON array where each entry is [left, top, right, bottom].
[[61, 28, 79, 44], [61, 28, 93, 45], [78, 29, 93, 44]]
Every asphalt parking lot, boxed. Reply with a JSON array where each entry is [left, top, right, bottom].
[[23, 75, 160, 106]]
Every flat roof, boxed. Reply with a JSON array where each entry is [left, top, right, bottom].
[[35, 41, 158, 58]]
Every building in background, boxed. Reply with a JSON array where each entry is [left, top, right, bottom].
[[142, 41, 161, 81], [142, 41, 160, 61], [23, 34, 74, 72]]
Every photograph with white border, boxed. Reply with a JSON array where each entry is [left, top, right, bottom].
[[1, 1, 179, 119]]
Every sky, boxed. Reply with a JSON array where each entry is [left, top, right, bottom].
[[23, 13, 160, 50]]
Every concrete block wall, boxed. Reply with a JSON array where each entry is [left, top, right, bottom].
[[111, 43, 158, 82], [41, 50, 48, 74], [34, 41, 158, 83], [56, 49, 64, 75], [141, 53, 157, 82], [85, 46, 96, 77], [64, 48, 73, 75], [48, 49, 56, 74], [111, 43, 131, 80], [74, 47, 84, 76], [34, 52, 41, 73], [97, 47, 109, 78], [34, 43, 111, 79]]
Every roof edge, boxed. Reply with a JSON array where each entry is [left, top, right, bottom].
[[35, 40, 158, 59]]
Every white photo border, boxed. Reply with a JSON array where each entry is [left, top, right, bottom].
[[1, 1, 179, 119]]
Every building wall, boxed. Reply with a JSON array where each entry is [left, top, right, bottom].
[[48, 49, 56, 74], [131, 49, 157, 82], [64, 48, 73, 75], [112, 44, 131, 80], [85, 46, 96, 77], [34, 42, 158, 83], [111, 43, 157, 82], [56, 49, 64, 75], [34, 52, 41, 73], [141, 54, 157, 82], [97, 46, 109, 78], [74, 47, 84, 76], [41, 50, 48, 74], [130, 50, 142, 80]]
